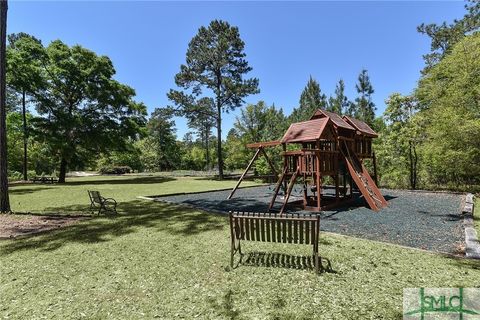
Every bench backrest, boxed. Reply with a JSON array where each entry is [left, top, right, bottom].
[[229, 211, 320, 245], [88, 190, 103, 204]]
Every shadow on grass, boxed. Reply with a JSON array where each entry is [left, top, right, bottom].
[[0, 199, 225, 256], [64, 176, 176, 186], [239, 251, 336, 273], [9, 186, 55, 195]]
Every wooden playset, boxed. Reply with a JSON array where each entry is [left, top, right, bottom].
[[228, 109, 387, 213]]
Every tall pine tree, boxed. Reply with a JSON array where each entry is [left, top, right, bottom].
[[327, 79, 348, 115], [351, 69, 376, 125], [289, 76, 327, 122], [168, 20, 259, 179]]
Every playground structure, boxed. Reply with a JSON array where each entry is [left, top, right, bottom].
[[228, 109, 387, 213]]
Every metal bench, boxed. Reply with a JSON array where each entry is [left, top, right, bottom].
[[229, 211, 321, 273], [88, 190, 117, 215]]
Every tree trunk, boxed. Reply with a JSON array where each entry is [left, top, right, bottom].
[[216, 103, 223, 180], [0, 0, 10, 213], [58, 157, 67, 183], [205, 127, 210, 170], [22, 90, 27, 181]]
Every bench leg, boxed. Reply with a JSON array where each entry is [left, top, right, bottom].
[[230, 239, 242, 268], [313, 245, 319, 274]]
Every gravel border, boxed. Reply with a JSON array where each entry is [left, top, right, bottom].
[[463, 193, 479, 259]]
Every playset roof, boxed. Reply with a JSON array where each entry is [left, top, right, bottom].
[[310, 109, 355, 131], [342, 115, 378, 137], [281, 118, 329, 143]]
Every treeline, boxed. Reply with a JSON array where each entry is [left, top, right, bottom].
[[5, 1, 480, 191], [375, 0, 480, 191]]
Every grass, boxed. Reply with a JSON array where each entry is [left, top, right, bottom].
[[1, 175, 479, 319]]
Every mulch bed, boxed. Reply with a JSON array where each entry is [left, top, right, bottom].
[[154, 186, 465, 255], [0, 214, 88, 239]]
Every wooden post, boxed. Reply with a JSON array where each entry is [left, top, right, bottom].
[[227, 147, 262, 199], [315, 151, 321, 211], [282, 143, 287, 193], [372, 151, 378, 186]]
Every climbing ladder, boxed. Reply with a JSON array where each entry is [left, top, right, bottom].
[[341, 141, 387, 211]]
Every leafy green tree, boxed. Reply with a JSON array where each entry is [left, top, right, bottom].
[[6, 32, 44, 180], [415, 32, 480, 187], [383, 93, 422, 189], [147, 108, 180, 171], [31, 40, 147, 182], [290, 76, 327, 122], [350, 69, 376, 126], [417, 0, 480, 69], [0, 0, 10, 212], [168, 20, 259, 179], [327, 79, 348, 115]]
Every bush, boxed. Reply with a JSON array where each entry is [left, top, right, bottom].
[[99, 166, 132, 175]]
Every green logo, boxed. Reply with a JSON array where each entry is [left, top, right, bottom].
[[404, 288, 480, 319]]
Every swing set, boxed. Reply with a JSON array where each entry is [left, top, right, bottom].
[[228, 109, 387, 213]]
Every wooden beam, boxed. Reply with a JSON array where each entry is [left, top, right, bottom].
[[246, 140, 281, 149], [227, 147, 262, 199], [268, 166, 288, 211], [280, 167, 300, 215]]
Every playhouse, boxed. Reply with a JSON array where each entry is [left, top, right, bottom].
[[228, 109, 387, 213]]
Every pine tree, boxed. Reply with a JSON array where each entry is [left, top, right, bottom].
[[327, 79, 348, 115], [168, 20, 259, 179], [351, 69, 376, 125], [289, 76, 327, 122]]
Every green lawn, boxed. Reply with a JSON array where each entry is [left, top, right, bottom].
[[1, 176, 479, 319]]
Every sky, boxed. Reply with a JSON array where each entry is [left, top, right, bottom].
[[7, 1, 466, 139]]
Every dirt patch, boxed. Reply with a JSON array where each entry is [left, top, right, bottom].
[[0, 214, 89, 239]]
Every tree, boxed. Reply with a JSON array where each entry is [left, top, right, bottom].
[[327, 79, 348, 115], [184, 97, 215, 170], [147, 108, 180, 171], [290, 76, 327, 122], [351, 69, 376, 126], [383, 93, 422, 189], [417, 0, 480, 69], [415, 32, 480, 187], [0, 0, 10, 212], [32, 40, 147, 183], [168, 20, 259, 179], [6, 32, 44, 180]]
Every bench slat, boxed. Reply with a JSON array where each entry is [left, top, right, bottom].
[[266, 218, 271, 242], [311, 221, 316, 245], [293, 220, 298, 243], [250, 216, 256, 241], [255, 218, 260, 241]]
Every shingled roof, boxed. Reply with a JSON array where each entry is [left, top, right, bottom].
[[281, 118, 329, 143], [310, 109, 355, 130], [342, 116, 378, 137]]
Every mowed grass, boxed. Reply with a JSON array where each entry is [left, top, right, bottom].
[[1, 176, 479, 319]]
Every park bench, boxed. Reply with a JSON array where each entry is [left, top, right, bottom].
[[229, 211, 321, 273], [31, 176, 58, 184], [87, 190, 117, 215]]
